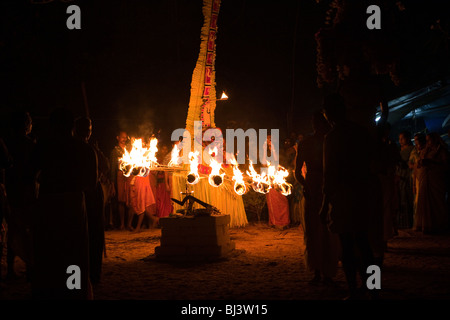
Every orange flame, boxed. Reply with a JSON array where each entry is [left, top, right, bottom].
[[208, 147, 225, 187], [220, 91, 228, 100], [246, 161, 271, 194], [270, 165, 292, 196], [230, 157, 247, 195], [119, 137, 158, 177], [186, 151, 200, 185], [168, 143, 182, 167]]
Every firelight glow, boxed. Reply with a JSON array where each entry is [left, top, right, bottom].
[[231, 158, 247, 195], [247, 161, 271, 194], [271, 165, 292, 196], [118, 136, 292, 197], [187, 151, 200, 185], [168, 143, 182, 167], [208, 147, 225, 187], [119, 138, 158, 177], [220, 91, 228, 100]]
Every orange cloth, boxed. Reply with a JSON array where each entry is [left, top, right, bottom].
[[116, 171, 129, 203], [127, 175, 155, 214], [266, 188, 290, 227]]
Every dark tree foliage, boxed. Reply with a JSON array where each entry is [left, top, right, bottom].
[[315, 0, 450, 92]]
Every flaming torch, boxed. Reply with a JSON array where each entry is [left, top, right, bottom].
[[168, 143, 182, 167], [208, 147, 225, 188], [230, 157, 247, 195], [271, 165, 292, 196], [119, 138, 158, 177], [186, 151, 200, 185], [246, 161, 271, 194]]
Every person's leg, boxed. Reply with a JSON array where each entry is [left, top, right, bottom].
[[354, 231, 377, 298], [145, 204, 159, 228], [126, 208, 134, 231], [104, 202, 113, 230], [119, 202, 126, 230], [308, 269, 321, 285], [134, 214, 145, 233], [339, 233, 358, 298]]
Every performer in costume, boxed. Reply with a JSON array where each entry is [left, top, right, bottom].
[[171, 127, 248, 227], [126, 174, 156, 232], [174, 0, 248, 228]]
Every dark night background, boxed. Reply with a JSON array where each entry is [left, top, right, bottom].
[[1, 0, 449, 154]]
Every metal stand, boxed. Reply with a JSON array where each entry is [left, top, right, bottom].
[[171, 184, 220, 216]]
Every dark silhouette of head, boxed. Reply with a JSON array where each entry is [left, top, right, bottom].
[[426, 132, 445, 148], [399, 130, 412, 146], [322, 93, 346, 125], [75, 116, 93, 142], [49, 108, 75, 137], [414, 132, 426, 149], [10, 111, 32, 136]]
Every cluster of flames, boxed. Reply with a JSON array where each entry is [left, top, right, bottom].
[[119, 138, 158, 178], [119, 138, 292, 196]]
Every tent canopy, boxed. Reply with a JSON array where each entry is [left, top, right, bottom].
[[376, 77, 450, 145]]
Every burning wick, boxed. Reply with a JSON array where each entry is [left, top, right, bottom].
[[168, 143, 182, 167], [208, 147, 225, 188], [271, 165, 292, 196], [187, 172, 199, 185], [119, 138, 158, 177], [132, 166, 149, 177], [186, 151, 200, 185], [247, 161, 271, 194], [230, 157, 248, 195], [276, 183, 292, 196], [252, 180, 271, 194], [219, 91, 228, 100], [209, 174, 223, 187], [234, 182, 247, 195]]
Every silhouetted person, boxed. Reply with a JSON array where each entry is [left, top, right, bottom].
[[414, 132, 449, 234], [319, 93, 375, 299], [31, 108, 97, 300], [370, 121, 400, 266], [0, 137, 12, 283], [75, 116, 105, 285], [397, 131, 414, 229], [295, 110, 339, 285], [110, 131, 129, 229], [409, 133, 427, 219], [3, 111, 36, 282]]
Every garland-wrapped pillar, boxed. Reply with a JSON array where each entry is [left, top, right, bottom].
[[185, 0, 221, 138], [175, 0, 248, 227]]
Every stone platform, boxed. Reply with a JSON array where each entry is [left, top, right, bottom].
[[154, 214, 235, 262]]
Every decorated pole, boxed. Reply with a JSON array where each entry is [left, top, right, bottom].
[[185, 0, 221, 139]]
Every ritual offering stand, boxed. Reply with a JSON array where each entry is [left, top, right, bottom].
[[154, 193, 235, 262]]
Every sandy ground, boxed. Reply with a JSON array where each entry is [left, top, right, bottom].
[[1, 220, 450, 304]]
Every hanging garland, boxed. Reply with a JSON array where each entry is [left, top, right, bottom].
[[186, 0, 221, 139]]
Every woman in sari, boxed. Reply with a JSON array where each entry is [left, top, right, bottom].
[[414, 132, 449, 234], [396, 131, 414, 229]]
